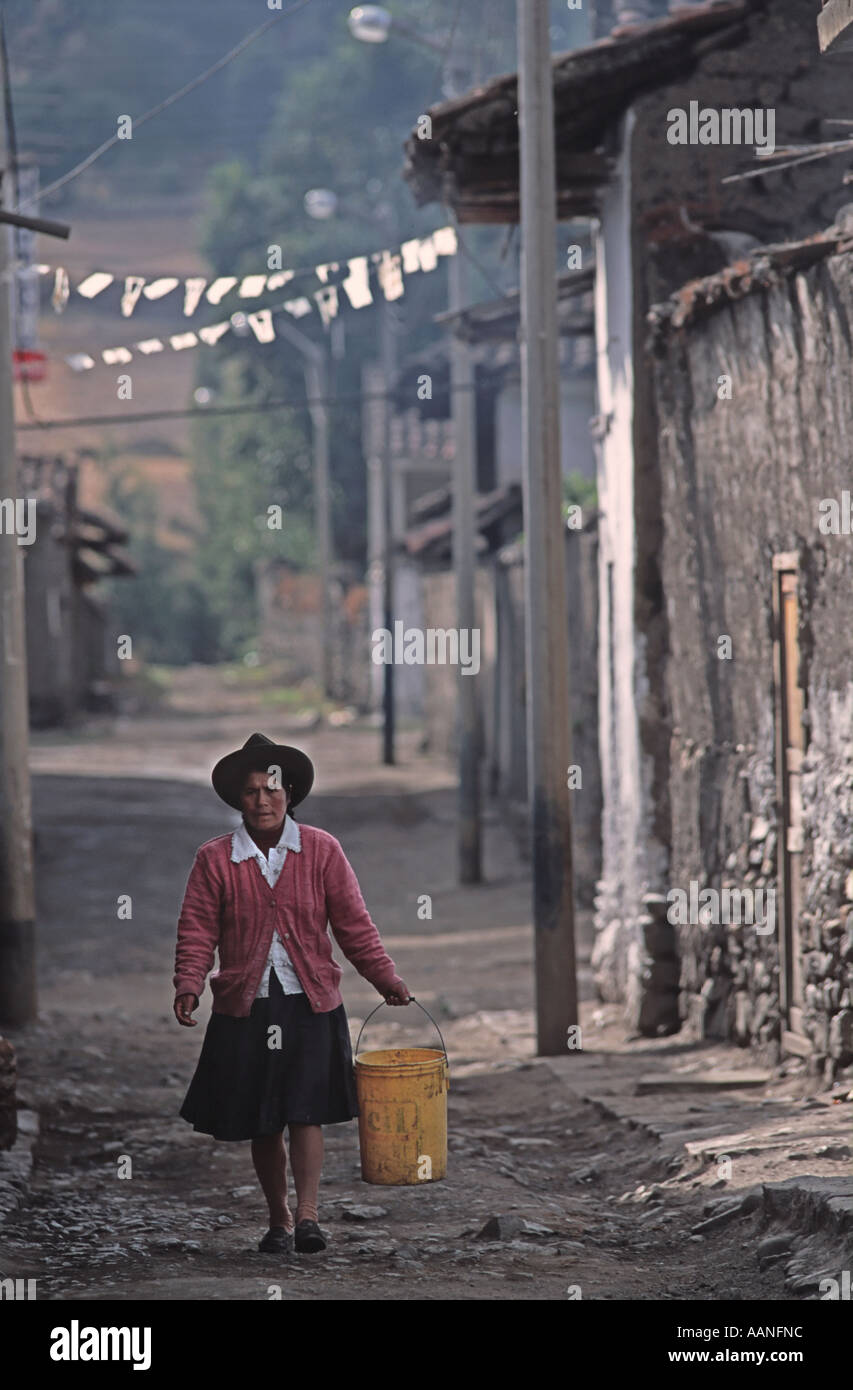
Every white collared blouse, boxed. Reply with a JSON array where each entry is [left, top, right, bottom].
[[230, 814, 304, 997]]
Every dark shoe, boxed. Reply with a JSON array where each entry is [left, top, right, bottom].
[[258, 1225, 294, 1254], [294, 1218, 327, 1253]]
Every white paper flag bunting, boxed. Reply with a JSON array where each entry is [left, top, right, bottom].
[[52, 267, 70, 314], [238, 275, 268, 299], [247, 309, 275, 344], [198, 321, 231, 345], [314, 285, 339, 326], [183, 277, 207, 316], [377, 251, 404, 302], [121, 275, 146, 317], [77, 272, 114, 299], [206, 276, 238, 305], [432, 225, 458, 257], [282, 297, 312, 319], [342, 256, 372, 309], [400, 239, 421, 275], [417, 236, 438, 272], [266, 270, 294, 291], [143, 277, 180, 301], [60, 226, 461, 371]]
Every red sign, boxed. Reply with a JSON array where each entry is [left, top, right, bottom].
[[13, 350, 47, 382]]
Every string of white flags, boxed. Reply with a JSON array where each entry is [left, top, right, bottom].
[[37, 226, 458, 372]]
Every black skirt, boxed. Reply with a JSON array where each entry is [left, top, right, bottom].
[[179, 968, 359, 1141]]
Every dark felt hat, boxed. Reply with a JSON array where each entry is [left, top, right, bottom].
[[211, 733, 315, 811]]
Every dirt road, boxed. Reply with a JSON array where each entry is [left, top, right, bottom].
[[0, 697, 843, 1301]]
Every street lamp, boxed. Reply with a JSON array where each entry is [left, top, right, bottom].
[[303, 188, 338, 221], [348, 6, 445, 53], [347, 6, 393, 44]]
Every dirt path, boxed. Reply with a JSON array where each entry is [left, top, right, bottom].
[[0, 703, 826, 1300]]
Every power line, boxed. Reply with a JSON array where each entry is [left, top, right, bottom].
[[15, 380, 477, 433], [15, 0, 315, 211]]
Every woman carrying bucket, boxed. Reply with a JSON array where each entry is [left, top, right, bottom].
[[172, 732, 411, 1255]]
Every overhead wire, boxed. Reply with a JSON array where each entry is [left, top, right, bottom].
[[16, 378, 478, 433], [14, 0, 315, 212]]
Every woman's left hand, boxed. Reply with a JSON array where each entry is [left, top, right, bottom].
[[384, 983, 412, 1006]]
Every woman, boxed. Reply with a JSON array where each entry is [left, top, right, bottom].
[[173, 732, 410, 1255]]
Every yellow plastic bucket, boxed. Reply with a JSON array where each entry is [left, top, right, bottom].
[[354, 999, 450, 1185]]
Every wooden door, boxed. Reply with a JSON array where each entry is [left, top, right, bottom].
[[772, 555, 807, 1051]]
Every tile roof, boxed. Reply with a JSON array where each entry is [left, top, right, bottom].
[[403, 0, 753, 221]]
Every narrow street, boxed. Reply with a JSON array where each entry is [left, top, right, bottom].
[[1, 696, 849, 1302]]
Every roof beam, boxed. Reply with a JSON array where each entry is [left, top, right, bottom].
[[818, 0, 853, 53]]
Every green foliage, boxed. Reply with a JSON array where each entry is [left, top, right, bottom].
[[101, 468, 220, 665], [192, 3, 510, 661], [191, 363, 316, 659], [562, 471, 598, 512]]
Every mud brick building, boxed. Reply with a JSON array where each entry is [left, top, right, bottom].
[[20, 456, 134, 726], [404, 0, 853, 1064]]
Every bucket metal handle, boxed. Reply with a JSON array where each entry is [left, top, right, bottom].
[[355, 995, 449, 1067]]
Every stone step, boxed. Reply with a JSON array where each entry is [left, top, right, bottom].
[[635, 1069, 772, 1094]]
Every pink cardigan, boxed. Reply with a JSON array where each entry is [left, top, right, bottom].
[[173, 824, 404, 1017]]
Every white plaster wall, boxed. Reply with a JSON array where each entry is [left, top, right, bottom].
[[495, 372, 596, 490], [591, 109, 644, 1001]]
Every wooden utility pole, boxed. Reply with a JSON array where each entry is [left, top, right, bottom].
[[449, 251, 481, 883], [516, 0, 578, 1054], [0, 101, 36, 1025]]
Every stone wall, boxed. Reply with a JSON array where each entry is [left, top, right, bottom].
[[652, 246, 853, 1078], [592, 0, 853, 1035]]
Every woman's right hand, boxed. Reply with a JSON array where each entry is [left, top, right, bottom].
[[174, 993, 199, 1027]]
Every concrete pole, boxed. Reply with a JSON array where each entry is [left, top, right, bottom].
[[275, 317, 333, 700], [449, 251, 482, 883], [516, 0, 578, 1054], [304, 354, 333, 700], [380, 296, 396, 765], [363, 362, 385, 713], [0, 111, 36, 1024]]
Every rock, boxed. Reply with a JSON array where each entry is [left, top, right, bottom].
[[0, 1036, 17, 1152], [340, 1204, 388, 1222], [476, 1214, 525, 1241], [829, 1010, 853, 1063], [690, 1198, 748, 1235], [757, 1233, 794, 1260], [230, 1186, 256, 1199], [814, 1142, 852, 1159], [521, 1220, 556, 1236]]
